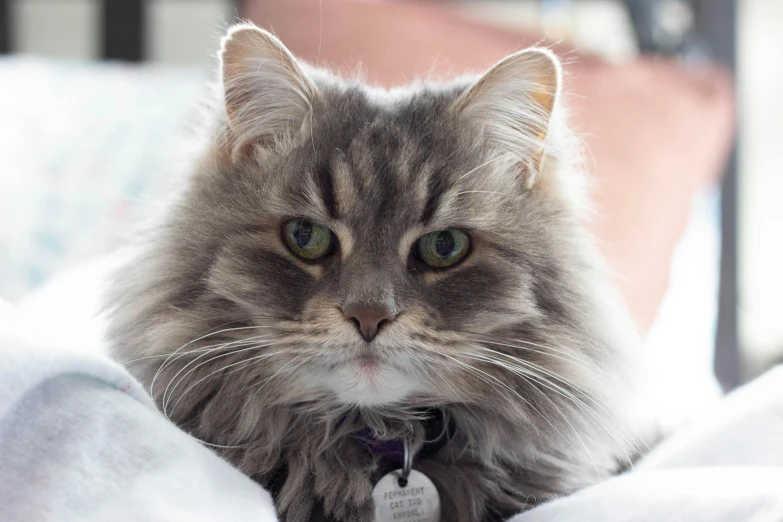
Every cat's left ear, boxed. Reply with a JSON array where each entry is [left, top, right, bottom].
[[451, 48, 561, 186], [220, 23, 320, 158]]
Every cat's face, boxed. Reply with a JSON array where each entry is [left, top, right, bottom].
[[169, 25, 590, 410], [110, 26, 637, 452], [205, 92, 561, 407]]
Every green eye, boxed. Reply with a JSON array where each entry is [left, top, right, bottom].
[[283, 219, 334, 260], [417, 229, 470, 268]]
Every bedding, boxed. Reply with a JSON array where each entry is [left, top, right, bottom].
[[0, 300, 277, 522], [0, 58, 207, 300], [1, 297, 782, 522]]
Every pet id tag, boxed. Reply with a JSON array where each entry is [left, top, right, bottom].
[[372, 437, 441, 522]]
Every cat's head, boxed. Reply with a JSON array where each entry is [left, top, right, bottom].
[[108, 24, 640, 455]]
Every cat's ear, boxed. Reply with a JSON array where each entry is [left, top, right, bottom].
[[451, 48, 561, 185], [220, 24, 319, 158]]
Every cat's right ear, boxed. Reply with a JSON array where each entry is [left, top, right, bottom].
[[220, 24, 319, 159]]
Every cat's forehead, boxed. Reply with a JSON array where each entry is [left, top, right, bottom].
[[315, 84, 467, 159], [282, 85, 516, 232]]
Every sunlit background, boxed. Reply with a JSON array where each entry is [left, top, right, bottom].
[[0, 0, 780, 429]]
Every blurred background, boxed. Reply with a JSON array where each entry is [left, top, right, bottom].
[[0, 0, 780, 429]]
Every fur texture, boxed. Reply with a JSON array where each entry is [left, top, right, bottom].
[[106, 23, 646, 522]]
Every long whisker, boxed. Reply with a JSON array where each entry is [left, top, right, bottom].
[[125, 339, 268, 364], [471, 345, 640, 451], [199, 440, 250, 449], [427, 364, 482, 425], [467, 346, 642, 465], [167, 348, 286, 417], [249, 353, 313, 394], [441, 353, 553, 443], [150, 326, 275, 394], [483, 345, 649, 457], [466, 333, 602, 375], [472, 344, 594, 397], [462, 352, 602, 480], [226, 354, 314, 427], [158, 334, 274, 402], [161, 338, 275, 416]]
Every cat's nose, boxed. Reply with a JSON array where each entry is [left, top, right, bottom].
[[343, 304, 396, 342]]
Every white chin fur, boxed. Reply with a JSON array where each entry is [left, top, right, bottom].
[[321, 364, 421, 407]]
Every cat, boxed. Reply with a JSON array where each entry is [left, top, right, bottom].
[[106, 22, 648, 522]]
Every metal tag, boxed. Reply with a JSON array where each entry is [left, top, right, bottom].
[[372, 469, 441, 522]]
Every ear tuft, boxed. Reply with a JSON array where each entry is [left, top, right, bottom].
[[452, 48, 562, 184], [220, 23, 319, 158]]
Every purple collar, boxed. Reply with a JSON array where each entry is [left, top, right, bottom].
[[351, 409, 451, 466], [353, 429, 409, 465]]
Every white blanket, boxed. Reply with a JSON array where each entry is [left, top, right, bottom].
[[1, 298, 782, 522]]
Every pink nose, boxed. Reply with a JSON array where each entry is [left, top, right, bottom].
[[343, 304, 396, 342]]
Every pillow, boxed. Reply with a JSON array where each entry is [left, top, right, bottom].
[[244, 0, 735, 331]]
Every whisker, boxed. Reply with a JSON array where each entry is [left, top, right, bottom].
[[466, 346, 642, 466], [225, 354, 314, 427], [463, 352, 602, 480], [199, 441, 250, 449], [466, 333, 602, 375], [124, 338, 270, 364], [441, 353, 555, 443], [157, 334, 273, 398], [166, 346, 285, 418], [150, 326, 275, 395], [472, 345, 594, 397], [427, 364, 482, 425], [161, 339, 275, 417], [470, 346, 637, 448], [489, 345, 648, 458], [249, 354, 313, 394]]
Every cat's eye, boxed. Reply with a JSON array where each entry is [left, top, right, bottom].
[[416, 229, 470, 268], [283, 219, 335, 260]]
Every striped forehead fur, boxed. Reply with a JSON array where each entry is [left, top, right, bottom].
[[105, 23, 650, 522]]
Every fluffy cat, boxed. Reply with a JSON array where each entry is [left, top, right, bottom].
[[107, 23, 647, 522]]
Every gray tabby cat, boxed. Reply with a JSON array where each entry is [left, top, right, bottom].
[[107, 23, 647, 522]]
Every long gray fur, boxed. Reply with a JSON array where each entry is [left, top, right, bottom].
[[106, 23, 647, 522]]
